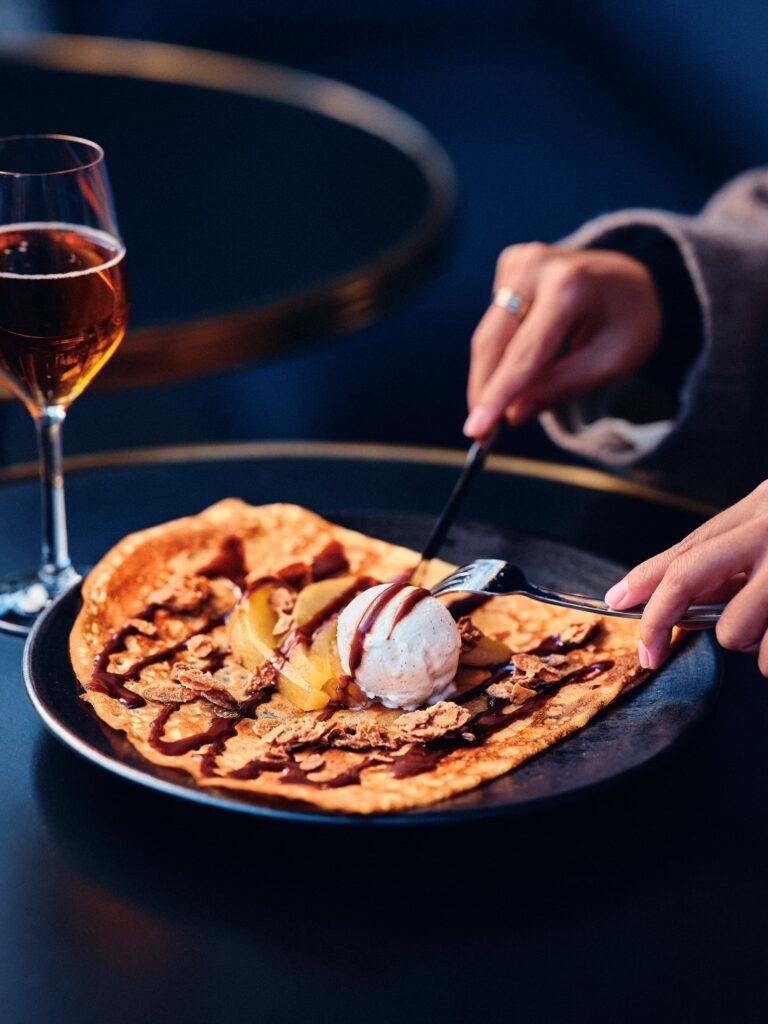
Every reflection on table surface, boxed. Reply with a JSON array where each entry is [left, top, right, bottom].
[[1, 443, 764, 1022]]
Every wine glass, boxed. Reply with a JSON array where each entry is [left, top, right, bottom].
[[0, 135, 129, 634]]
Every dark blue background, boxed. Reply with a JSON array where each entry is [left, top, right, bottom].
[[2, 1, 766, 474]]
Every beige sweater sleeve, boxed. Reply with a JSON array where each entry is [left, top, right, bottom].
[[540, 168, 768, 504]]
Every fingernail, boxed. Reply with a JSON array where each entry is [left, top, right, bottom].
[[604, 579, 629, 608], [463, 407, 493, 437], [638, 640, 651, 669]]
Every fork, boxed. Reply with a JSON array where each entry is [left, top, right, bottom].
[[429, 559, 724, 625]]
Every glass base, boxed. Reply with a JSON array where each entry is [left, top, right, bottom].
[[0, 566, 82, 636]]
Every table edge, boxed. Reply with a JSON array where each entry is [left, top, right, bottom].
[[0, 439, 718, 516]]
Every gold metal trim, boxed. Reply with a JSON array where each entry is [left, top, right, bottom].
[[0, 34, 456, 392], [0, 440, 718, 516]]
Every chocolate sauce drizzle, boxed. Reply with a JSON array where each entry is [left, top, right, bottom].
[[229, 753, 393, 787], [148, 703, 239, 756], [199, 535, 249, 591], [389, 658, 616, 779], [529, 629, 597, 656], [346, 579, 432, 674], [242, 542, 354, 604], [89, 604, 155, 708], [146, 683, 277, 768], [387, 745, 448, 779], [146, 565, 370, 765], [90, 537, 353, 773], [199, 728, 235, 778], [270, 657, 615, 787], [348, 581, 409, 672], [151, 570, 377, 768], [89, 609, 228, 709], [311, 540, 350, 581], [89, 531, 617, 792], [389, 587, 429, 635], [89, 532, 251, 710], [226, 656, 617, 788], [90, 534, 252, 708]]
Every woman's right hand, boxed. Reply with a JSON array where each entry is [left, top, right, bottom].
[[464, 243, 664, 438]]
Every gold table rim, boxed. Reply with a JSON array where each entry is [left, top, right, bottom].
[[0, 33, 456, 392], [0, 440, 717, 517]]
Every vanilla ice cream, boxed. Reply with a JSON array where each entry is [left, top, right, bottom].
[[336, 582, 461, 710]]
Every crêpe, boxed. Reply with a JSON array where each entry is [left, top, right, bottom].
[[70, 499, 656, 814]]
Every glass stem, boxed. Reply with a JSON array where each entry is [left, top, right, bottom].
[[34, 406, 75, 593]]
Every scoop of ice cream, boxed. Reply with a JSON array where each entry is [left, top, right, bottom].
[[336, 583, 461, 710]]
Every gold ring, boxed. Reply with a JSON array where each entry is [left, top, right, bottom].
[[492, 287, 531, 320]]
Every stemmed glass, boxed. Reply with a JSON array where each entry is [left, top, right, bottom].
[[0, 135, 129, 633]]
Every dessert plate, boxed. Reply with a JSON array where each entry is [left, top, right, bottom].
[[23, 512, 720, 824]]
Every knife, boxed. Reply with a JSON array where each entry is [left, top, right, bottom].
[[411, 429, 497, 586]]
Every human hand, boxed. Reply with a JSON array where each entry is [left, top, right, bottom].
[[604, 482, 768, 673], [464, 243, 663, 438]]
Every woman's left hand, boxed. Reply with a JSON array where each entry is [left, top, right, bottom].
[[604, 481, 768, 672]]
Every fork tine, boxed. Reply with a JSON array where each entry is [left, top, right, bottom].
[[430, 559, 519, 599], [430, 570, 469, 596], [430, 561, 486, 597]]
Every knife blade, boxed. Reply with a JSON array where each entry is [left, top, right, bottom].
[[411, 429, 497, 586]]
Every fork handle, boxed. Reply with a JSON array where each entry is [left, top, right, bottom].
[[528, 589, 724, 625]]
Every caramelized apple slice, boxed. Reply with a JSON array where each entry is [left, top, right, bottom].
[[292, 575, 357, 629], [277, 670, 330, 711], [228, 583, 278, 670], [281, 620, 340, 689], [287, 642, 331, 691], [229, 582, 334, 710], [310, 619, 344, 680], [460, 634, 512, 667], [272, 578, 356, 711], [322, 674, 368, 707]]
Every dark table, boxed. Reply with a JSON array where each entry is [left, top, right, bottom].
[[1, 443, 764, 1023], [0, 34, 454, 392]]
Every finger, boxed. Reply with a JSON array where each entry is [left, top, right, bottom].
[[491, 241, 551, 292], [604, 555, 673, 611], [758, 632, 768, 677], [473, 285, 588, 428], [466, 304, 524, 414], [638, 529, 756, 667], [715, 566, 768, 653], [677, 574, 748, 631], [466, 244, 551, 424], [694, 573, 747, 604], [605, 499, 763, 610], [506, 329, 627, 419]]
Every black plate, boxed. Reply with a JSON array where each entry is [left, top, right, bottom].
[[23, 511, 720, 825]]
